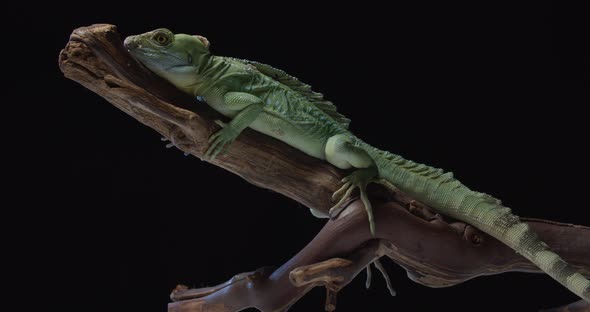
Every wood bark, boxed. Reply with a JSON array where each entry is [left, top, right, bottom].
[[59, 24, 590, 311]]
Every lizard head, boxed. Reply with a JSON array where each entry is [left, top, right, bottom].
[[124, 28, 211, 89]]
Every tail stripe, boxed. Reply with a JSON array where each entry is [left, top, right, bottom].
[[360, 142, 590, 301]]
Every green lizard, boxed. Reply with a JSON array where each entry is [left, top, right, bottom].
[[124, 28, 590, 301]]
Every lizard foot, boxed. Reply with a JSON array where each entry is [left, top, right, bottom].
[[205, 120, 238, 160], [329, 167, 379, 235]]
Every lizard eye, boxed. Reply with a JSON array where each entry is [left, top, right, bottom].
[[152, 32, 171, 46]]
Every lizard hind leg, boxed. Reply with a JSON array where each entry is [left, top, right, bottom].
[[325, 134, 379, 235]]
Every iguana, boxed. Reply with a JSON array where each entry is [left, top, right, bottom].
[[124, 28, 590, 301]]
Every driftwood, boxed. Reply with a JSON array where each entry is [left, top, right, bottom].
[[59, 24, 590, 311]]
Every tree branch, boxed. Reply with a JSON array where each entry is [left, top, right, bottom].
[[59, 24, 590, 311], [166, 201, 589, 311]]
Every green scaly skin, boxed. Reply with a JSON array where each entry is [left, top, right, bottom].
[[124, 29, 590, 301]]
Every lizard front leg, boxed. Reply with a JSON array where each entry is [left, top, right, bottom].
[[325, 134, 379, 235], [205, 92, 263, 160]]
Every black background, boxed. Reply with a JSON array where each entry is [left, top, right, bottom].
[[12, 1, 589, 311]]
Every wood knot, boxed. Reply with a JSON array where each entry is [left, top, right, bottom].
[[173, 284, 189, 292], [464, 225, 484, 246], [471, 235, 483, 245]]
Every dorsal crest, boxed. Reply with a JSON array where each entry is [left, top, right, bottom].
[[231, 58, 351, 129]]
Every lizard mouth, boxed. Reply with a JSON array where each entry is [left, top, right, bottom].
[[132, 48, 190, 71]]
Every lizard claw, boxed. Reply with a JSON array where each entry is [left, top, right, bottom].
[[374, 178, 398, 193], [205, 120, 238, 160], [331, 181, 353, 201], [214, 119, 227, 128], [329, 167, 378, 235]]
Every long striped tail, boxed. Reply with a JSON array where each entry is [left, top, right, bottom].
[[464, 201, 590, 301], [360, 142, 590, 300]]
